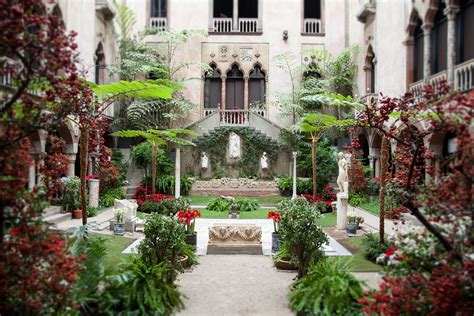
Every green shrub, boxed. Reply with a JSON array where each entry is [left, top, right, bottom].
[[349, 192, 369, 207], [362, 233, 390, 263], [289, 257, 364, 315], [132, 142, 173, 179], [121, 258, 184, 314], [277, 197, 319, 215], [110, 148, 128, 185], [207, 197, 232, 212], [142, 175, 193, 195], [278, 177, 312, 196], [63, 176, 81, 212], [174, 197, 191, 212], [139, 198, 177, 217], [279, 198, 328, 278], [99, 187, 125, 208], [236, 198, 259, 212], [86, 206, 100, 217], [138, 214, 196, 281]]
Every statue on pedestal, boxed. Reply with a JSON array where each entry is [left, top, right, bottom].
[[260, 152, 269, 170], [337, 152, 348, 193], [229, 132, 241, 159], [201, 152, 209, 170]]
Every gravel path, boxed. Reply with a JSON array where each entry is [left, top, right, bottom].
[[177, 255, 296, 316]]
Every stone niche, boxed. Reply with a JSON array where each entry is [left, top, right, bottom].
[[202, 42, 269, 78]]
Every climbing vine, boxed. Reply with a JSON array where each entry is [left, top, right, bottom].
[[195, 127, 280, 178]]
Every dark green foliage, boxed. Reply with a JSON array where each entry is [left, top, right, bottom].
[[279, 198, 328, 277], [362, 233, 389, 263], [99, 187, 125, 208], [140, 198, 176, 217], [297, 138, 338, 192], [142, 174, 192, 195], [236, 198, 259, 212], [207, 197, 232, 213], [349, 192, 369, 207], [110, 148, 128, 185], [63, 176, 81, 212], [289, 257, 364, 315], [195, 127, 279, 177], [278, 177, 312, 196], [86, 206, 100, 217], [138, 214, 196, 281], [273, 242, 298, 265], [132, 142, 173, 178]]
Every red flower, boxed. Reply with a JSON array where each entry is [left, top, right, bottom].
[[385, 247, 398, 256], [267, 211, 276, 218]]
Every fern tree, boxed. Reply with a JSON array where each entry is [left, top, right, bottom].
[[297, 113, 356, 200], [112, 129, 196, 194], [74, 80, 176, 225]]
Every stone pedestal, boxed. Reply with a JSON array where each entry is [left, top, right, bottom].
[[208, 224, 262, 255], [88, 179, 100, 208], [336, 182, 349, 230], [114, 199, 138, 232]]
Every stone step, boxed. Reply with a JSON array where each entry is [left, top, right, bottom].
[[42, 205, 62, 218], [44, 212, 71, 225]]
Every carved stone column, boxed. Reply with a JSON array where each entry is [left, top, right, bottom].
[[175, 147, 181, 198], [374, 157, 380, 178], [221, 75, 226, 110], [232, 0, 239, 32], [28, 162, 36, 189], [444, 6, 459, 86], [243, 75, 249, 110], [67, 153, 77, 177], [368, 155, 375, 178], [422, 23, 433, 82]]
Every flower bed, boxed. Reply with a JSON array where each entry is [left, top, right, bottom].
[[132, 186, 174, 213], [299, 185, 336, 212]]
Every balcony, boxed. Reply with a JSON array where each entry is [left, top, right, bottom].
[[302, 19, 322, 35], [149, 17, 167, 31], [409, 58, 473, 99], [212, 18, 259, 33]]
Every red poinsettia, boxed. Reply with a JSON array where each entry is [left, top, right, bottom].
[[177, 209, 201, 235], [267, 211, 281, 234]]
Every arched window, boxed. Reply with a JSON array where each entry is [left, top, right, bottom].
[[204, 64, 222, 109], [225, 65, 244, 109], [431, 0, 448, 74], [413, 17, 424, 82], [248, 65, 265, 108], [456, 0, 474, 64], [95, 44, 105, 85]]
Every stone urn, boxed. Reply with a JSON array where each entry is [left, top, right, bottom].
[[271, 232, 282, 253]]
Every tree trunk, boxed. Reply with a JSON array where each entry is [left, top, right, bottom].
[[379, 136, 389, 244], [151, 142, 157, 194], [312, 136, 318, 200], [0, 199, 4, 244], [80, 127, 89, 225]]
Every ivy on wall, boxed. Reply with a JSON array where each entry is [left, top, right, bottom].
[[195, 127, 280, 178]]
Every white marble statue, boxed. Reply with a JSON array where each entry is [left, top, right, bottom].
[[337, 152, 348, 193], [201, 152, 209, 170], [260, 152, 269, 170], [229, 132, 241, 159]]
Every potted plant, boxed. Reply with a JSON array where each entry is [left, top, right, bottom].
[[177, 209, 201, 247], [63, 176, 82, 218], [355, 216, 365, 229], [114, 208, 125, 235], [229, 200, 239, 219], [346, 210, 358, 234], [268, 211, 282, 253], [273, 243, 298, 270]]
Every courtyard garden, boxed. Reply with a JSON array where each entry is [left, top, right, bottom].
[[1, 0, 473, 315]]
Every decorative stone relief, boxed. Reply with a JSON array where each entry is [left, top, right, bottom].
[[193, 178, 279, 190], [209, 224, 262, 244], [240, 47, 253, 61], [228, 132, 241, 159]]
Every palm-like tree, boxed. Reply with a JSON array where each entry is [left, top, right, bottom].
[[112, 129, 196, 194], [296, 113, 356, 200]]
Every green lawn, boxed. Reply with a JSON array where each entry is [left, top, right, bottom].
[[186, 195, 285, 205], [358, 198, 381, 216], [90, 233, 136, 271], [338, 235, 383, 272], [316, 213, 337, 227]]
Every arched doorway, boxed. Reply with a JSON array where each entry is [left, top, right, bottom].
[[225, 64, 244, 109], [204, 63, 222, 110], [248, 64, 265, 111]]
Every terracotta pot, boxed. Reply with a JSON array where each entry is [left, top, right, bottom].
[[275, 258, 298, 270], [185, 233, 197, 246], [72, 209, 82, 219]]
